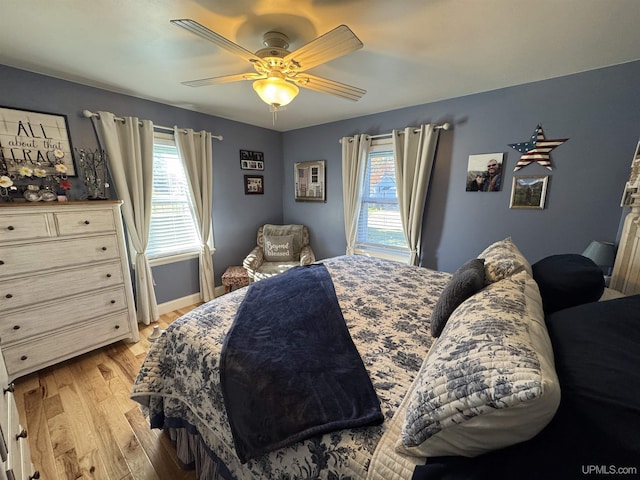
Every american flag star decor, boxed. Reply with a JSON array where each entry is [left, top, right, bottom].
[[509, 124, 568, 171]]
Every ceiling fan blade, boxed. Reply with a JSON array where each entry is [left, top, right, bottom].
[[293, 73, 366, 101], [284, 25, 363, 72], [182, 73, 265, 87], [171, 19, 265, 65]]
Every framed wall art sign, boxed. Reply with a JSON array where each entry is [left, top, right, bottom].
[[510, 175, 549, 209], [244, 174, 264, 194], [0, 106, 77, 176], [240, 149, 264, 170], [294, 160, 326, 202]]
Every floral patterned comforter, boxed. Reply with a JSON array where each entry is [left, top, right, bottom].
[[131, 255, 450, 480]]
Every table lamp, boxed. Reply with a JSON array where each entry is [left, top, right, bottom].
[[582, 240, 616, 285]]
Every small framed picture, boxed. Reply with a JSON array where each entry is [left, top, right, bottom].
[[244, 175, 264, 195], [510, 175, 549, 209], [240, 150, 264, 170], [465, 153, 504, 192], [294, 160, 326, 202]]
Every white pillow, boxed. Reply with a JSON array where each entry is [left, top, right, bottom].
[[397, 270, 560, 458], [477, 237, 532, 284]]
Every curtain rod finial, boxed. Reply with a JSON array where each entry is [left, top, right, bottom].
[[82, 109, 94, 118]]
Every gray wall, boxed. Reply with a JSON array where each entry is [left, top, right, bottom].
[[283, 61, 640, 273], [1, 65, 284, 303], [3, 60, 640, 304]]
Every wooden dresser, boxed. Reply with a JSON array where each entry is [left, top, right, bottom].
[[0, 201, 138, 381], [0, 346, 38, 479]]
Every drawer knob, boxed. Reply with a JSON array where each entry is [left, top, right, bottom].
[[3, 383, 15, 394], [106, 273, 112, 278], [84, 220, 90, 225], [0, 260, 4, 265], [16, 428, 28, 439], [102, 246, 108, 251], [115, 324, 120, 329], [110, 299, 116, 304], [7, 225, 14, 231], [20, 355, 28, 361], [29, 472, 41, 480], [5, 293, 12, 299], [13, 325, 20, 330]]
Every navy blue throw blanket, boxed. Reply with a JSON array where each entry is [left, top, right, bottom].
[[220, 264, 383, 463]]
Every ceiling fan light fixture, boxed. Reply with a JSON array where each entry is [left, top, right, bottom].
[[253, 76, 299, 110]]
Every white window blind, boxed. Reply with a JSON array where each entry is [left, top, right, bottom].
[[147, 135, 201, 260], [356, 144, 409, 260]]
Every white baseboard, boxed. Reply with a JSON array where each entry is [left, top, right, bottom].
[[157, 286, 226, 315]]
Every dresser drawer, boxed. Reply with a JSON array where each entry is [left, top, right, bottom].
[[0, 352, 9, 464], [0, 261, 124, 312], [0, 287, 128, 344], [54, 209, 116, 236], [3, 390, 30, 480], [2, 312, 132, 378], [0, 214, 50, 242], [0, 235, 120, 278]]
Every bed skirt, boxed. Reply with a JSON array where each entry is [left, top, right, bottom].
[[168, 425, 228, 480]]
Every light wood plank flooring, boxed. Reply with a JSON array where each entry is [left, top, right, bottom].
[[12, 304, 202, 480]]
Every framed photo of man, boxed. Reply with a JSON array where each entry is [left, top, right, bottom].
[[466, 153, 504, 192]]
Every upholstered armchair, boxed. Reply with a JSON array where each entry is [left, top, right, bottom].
[[243, 224, 316, 282]]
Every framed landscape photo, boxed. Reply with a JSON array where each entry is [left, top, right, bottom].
[[510, 175, 549, 209], [244, 174, 264, 195], [0, 106, 77, 176], [294, 160, 326, 202]]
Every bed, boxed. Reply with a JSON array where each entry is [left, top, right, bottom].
[[131, 237, 640, 480]]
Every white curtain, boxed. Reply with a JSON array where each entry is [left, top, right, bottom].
[[341, 134, 371, 254], [393, 125, 440, 265], [92, 111, 158, 324], [174, 128, 215, 302]]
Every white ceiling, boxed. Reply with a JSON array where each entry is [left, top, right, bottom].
[[3, 0, 640, 132]]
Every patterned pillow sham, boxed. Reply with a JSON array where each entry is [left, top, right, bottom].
[[478, 237, 532, 284], [397, 270, 560, 458], [430, 258, 485, 338], [263, 234, 295, 261]]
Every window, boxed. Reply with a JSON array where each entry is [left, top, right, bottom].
[[147, 133, 201, 264], [355, 140, 410, 262]]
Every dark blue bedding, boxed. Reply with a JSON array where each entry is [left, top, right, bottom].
[[220, 264, 383, 463]]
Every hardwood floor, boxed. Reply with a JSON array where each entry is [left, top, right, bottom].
[[12, 304, 202, 480]]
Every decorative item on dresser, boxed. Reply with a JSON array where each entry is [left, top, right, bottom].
[[0, 201, 138, 381]]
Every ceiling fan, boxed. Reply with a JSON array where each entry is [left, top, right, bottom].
[[170, 19, 366, 113]]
